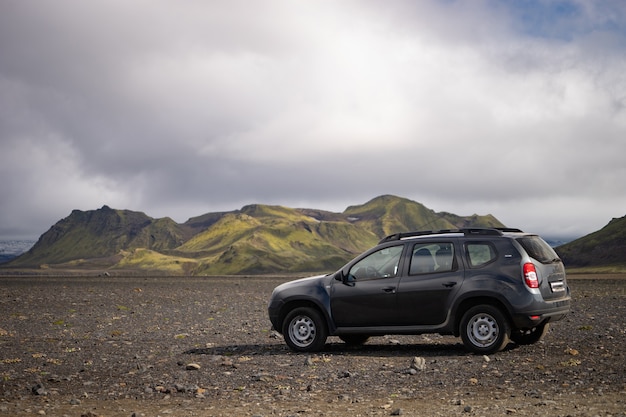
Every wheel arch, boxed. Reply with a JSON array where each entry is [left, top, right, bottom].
[[452, 296, 512, 337], [277, 299, 334, 335]]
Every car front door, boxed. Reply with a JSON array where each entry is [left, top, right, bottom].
[[330, 244, 405, 327], [395, 241, 463, 325]]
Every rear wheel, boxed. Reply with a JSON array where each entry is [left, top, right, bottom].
[[511, 322, 549, 345], [460, 305, 510, 354], [282, 307, 328, 352], [339, 334, 370, 346]]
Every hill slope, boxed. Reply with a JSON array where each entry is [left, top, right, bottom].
[[343, 195, 504, 236], [6, 195, 506, 274], [8, 206, 193, 268], [174, 204, 377, 275], [556, 215, 626, 270]]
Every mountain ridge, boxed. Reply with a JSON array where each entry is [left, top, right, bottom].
[[555, 215, 626, 271], [2, 195, 524, 274]]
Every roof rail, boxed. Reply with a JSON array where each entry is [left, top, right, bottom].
[[378, 227, 523, 244], [494, 227, 524, 233], [378, 230, 456, 243], [462, 228, 503, 236]]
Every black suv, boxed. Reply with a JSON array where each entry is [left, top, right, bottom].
[[268, 228, 570, 354]]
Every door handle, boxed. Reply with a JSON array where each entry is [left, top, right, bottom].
[[443, 282, 457, 288], [382, 286, 396, 293]]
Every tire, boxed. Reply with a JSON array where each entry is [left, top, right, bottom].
[[460, 305, 510, 354], [339, 334, 370, 346], [282, 307, 328, 352], [511, 322, 549, 345]]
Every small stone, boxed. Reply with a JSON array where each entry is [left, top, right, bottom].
[[186, 363, 201, 370], [463, 405, 473, 413], [525, 389, 541, 398], [31, 383, 47, 396], [483, 355, 491, 362], [391, 408, 403, 415], [252, 373, 273, 382], [69, 398, 81, 405], [411, 357, 426, 371]]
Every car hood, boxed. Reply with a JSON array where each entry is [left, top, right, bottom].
[[273, 274, 330, 293]]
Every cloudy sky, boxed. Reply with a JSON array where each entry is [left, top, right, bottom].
[[1, 0, 625, 241]]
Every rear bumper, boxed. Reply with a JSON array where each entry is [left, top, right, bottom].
[[510, 297, 571, 329]]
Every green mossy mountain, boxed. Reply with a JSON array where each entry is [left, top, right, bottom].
[[343, 195, 504, 237], [8, 205, 194, 268], [555, 215, 626, 271], [7, 195, 507, 274]]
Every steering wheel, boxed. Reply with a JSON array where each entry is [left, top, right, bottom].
[[365, 266, 380, 278]]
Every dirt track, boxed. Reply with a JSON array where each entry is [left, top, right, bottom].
[[0, 274, 625, 416]]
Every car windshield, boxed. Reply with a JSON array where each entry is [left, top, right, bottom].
[[516, 236, 560, 263]]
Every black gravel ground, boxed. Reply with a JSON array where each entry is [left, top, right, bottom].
[[0, 274, 625, 416]]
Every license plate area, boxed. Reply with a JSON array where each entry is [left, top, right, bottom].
[[550, 281, 566, 292]]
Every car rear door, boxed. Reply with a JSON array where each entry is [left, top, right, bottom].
[[395, 240, 463, 325]]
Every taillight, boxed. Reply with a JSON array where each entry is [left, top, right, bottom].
[[523, 262, 539, 288]]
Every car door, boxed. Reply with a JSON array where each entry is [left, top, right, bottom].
[[395, 241, 463, 325], [330, 244, 405, 327]]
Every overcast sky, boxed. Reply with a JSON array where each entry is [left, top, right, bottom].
[[1, 0, 625, 241]]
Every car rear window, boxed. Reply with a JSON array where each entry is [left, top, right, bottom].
[[516, 236, 559, 263]]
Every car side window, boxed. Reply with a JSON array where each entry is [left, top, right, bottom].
[[466, 242, 497, 268], [410, 242, 455, 275], [348, 245, 403, 281]]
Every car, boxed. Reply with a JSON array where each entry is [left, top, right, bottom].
[[268, 228, 571, 354]]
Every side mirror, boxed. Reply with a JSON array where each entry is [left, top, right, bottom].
[[335, 269, 356, 286], [334, 270, 344, 281]]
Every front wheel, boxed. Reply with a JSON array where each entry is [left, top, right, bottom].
[[282, 307, 328, 352], [460, 305, 510, 354], [511, 322, 549, 345]]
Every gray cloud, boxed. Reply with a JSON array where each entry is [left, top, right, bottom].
[[1, 0, 625, 240]]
